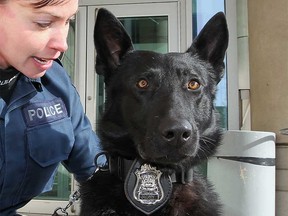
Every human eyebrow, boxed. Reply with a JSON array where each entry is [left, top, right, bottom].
[[34, 8, 79, 21], [33, 10, 78, 29]]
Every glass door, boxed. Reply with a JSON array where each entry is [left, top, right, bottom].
[[18, 17, 78, 215], [19, 1, 238, 214], [96, 15, 169, 124], [18, 2, 185, 215], [85, 3, 182, 130]]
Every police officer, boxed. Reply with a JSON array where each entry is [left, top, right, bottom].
[[0, 0, 102, 215]]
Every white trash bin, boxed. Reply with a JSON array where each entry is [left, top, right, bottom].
[[207, 130, 275, 216]]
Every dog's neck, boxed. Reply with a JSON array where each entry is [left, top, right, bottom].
[[95, 154, 194, 214], [108, 155, 194, 184]]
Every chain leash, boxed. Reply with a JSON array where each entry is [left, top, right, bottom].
[[52, 190, 81, 216], [51, 152, 108, 215]]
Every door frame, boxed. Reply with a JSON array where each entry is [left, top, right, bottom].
[[18, 1, 192, 214], [84, 1, 192, 130], [19, 0, 238, 214]]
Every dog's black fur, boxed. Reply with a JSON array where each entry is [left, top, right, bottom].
[[80, 8, 228, 216]]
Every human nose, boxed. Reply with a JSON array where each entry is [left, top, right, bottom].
[[49, 26, 69, 52]]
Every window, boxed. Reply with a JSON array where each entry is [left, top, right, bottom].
[[193, 0, 227, 128]]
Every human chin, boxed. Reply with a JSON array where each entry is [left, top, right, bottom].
[[22, 63, 48, 79], [21, 57, 53, 78], [23, 69, 47, 79]]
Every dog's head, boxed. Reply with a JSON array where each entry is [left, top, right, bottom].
[[94, 8, 228, 169]]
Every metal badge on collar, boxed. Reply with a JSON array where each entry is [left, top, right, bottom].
[[134, 163, 163, 205], [124, 159, 173, 215]]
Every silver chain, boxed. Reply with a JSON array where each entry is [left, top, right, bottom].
[[52, 190, 81, 216], [52, 152, 108, 216]]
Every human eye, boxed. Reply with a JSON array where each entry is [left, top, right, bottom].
[[35, 20, 52, 29]]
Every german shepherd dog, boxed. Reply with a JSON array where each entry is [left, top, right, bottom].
[[80, 8, 228, 216]]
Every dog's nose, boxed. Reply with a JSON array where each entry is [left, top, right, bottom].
[[160, 120, 192, 143]]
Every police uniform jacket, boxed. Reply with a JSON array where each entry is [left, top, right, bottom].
[[0, 61, 100, 215]]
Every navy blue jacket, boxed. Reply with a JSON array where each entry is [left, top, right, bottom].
[[0, 61, 101, 215]]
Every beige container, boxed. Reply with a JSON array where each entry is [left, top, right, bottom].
[[208, 130, 275, 216]]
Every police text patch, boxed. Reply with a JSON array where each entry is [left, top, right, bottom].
[[22, 98, 68, 127]]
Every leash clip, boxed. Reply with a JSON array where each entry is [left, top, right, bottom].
[[52, 190, 81, 216], [52, 152, 108, 216], [94, 151, 109, 171], [52, 207, 68, 216]]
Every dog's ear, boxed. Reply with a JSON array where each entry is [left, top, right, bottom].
[[94, 8, 134, 79], [188, 12, 229, 83]]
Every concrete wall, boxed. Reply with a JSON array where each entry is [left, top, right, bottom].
[[247, 0, 288, 215]]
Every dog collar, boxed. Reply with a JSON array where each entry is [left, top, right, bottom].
[[108, 155, 194, 184], [105, 155, 194, 215]]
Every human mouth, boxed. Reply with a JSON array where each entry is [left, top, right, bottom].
[[33, 57, 53, 65], [32, 56, 54, 71]]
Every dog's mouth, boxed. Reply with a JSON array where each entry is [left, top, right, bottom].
[[139, 152, 194, 166], [137, 140, 198, 165]]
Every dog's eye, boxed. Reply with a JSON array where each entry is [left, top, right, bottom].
[[188, 80, 201, 90], [136, 79, 149, 89]]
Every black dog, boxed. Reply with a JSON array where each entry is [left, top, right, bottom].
[[80, 8, 228, 216]]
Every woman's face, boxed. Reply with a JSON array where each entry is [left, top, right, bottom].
[[0, 0, 78, 78]]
